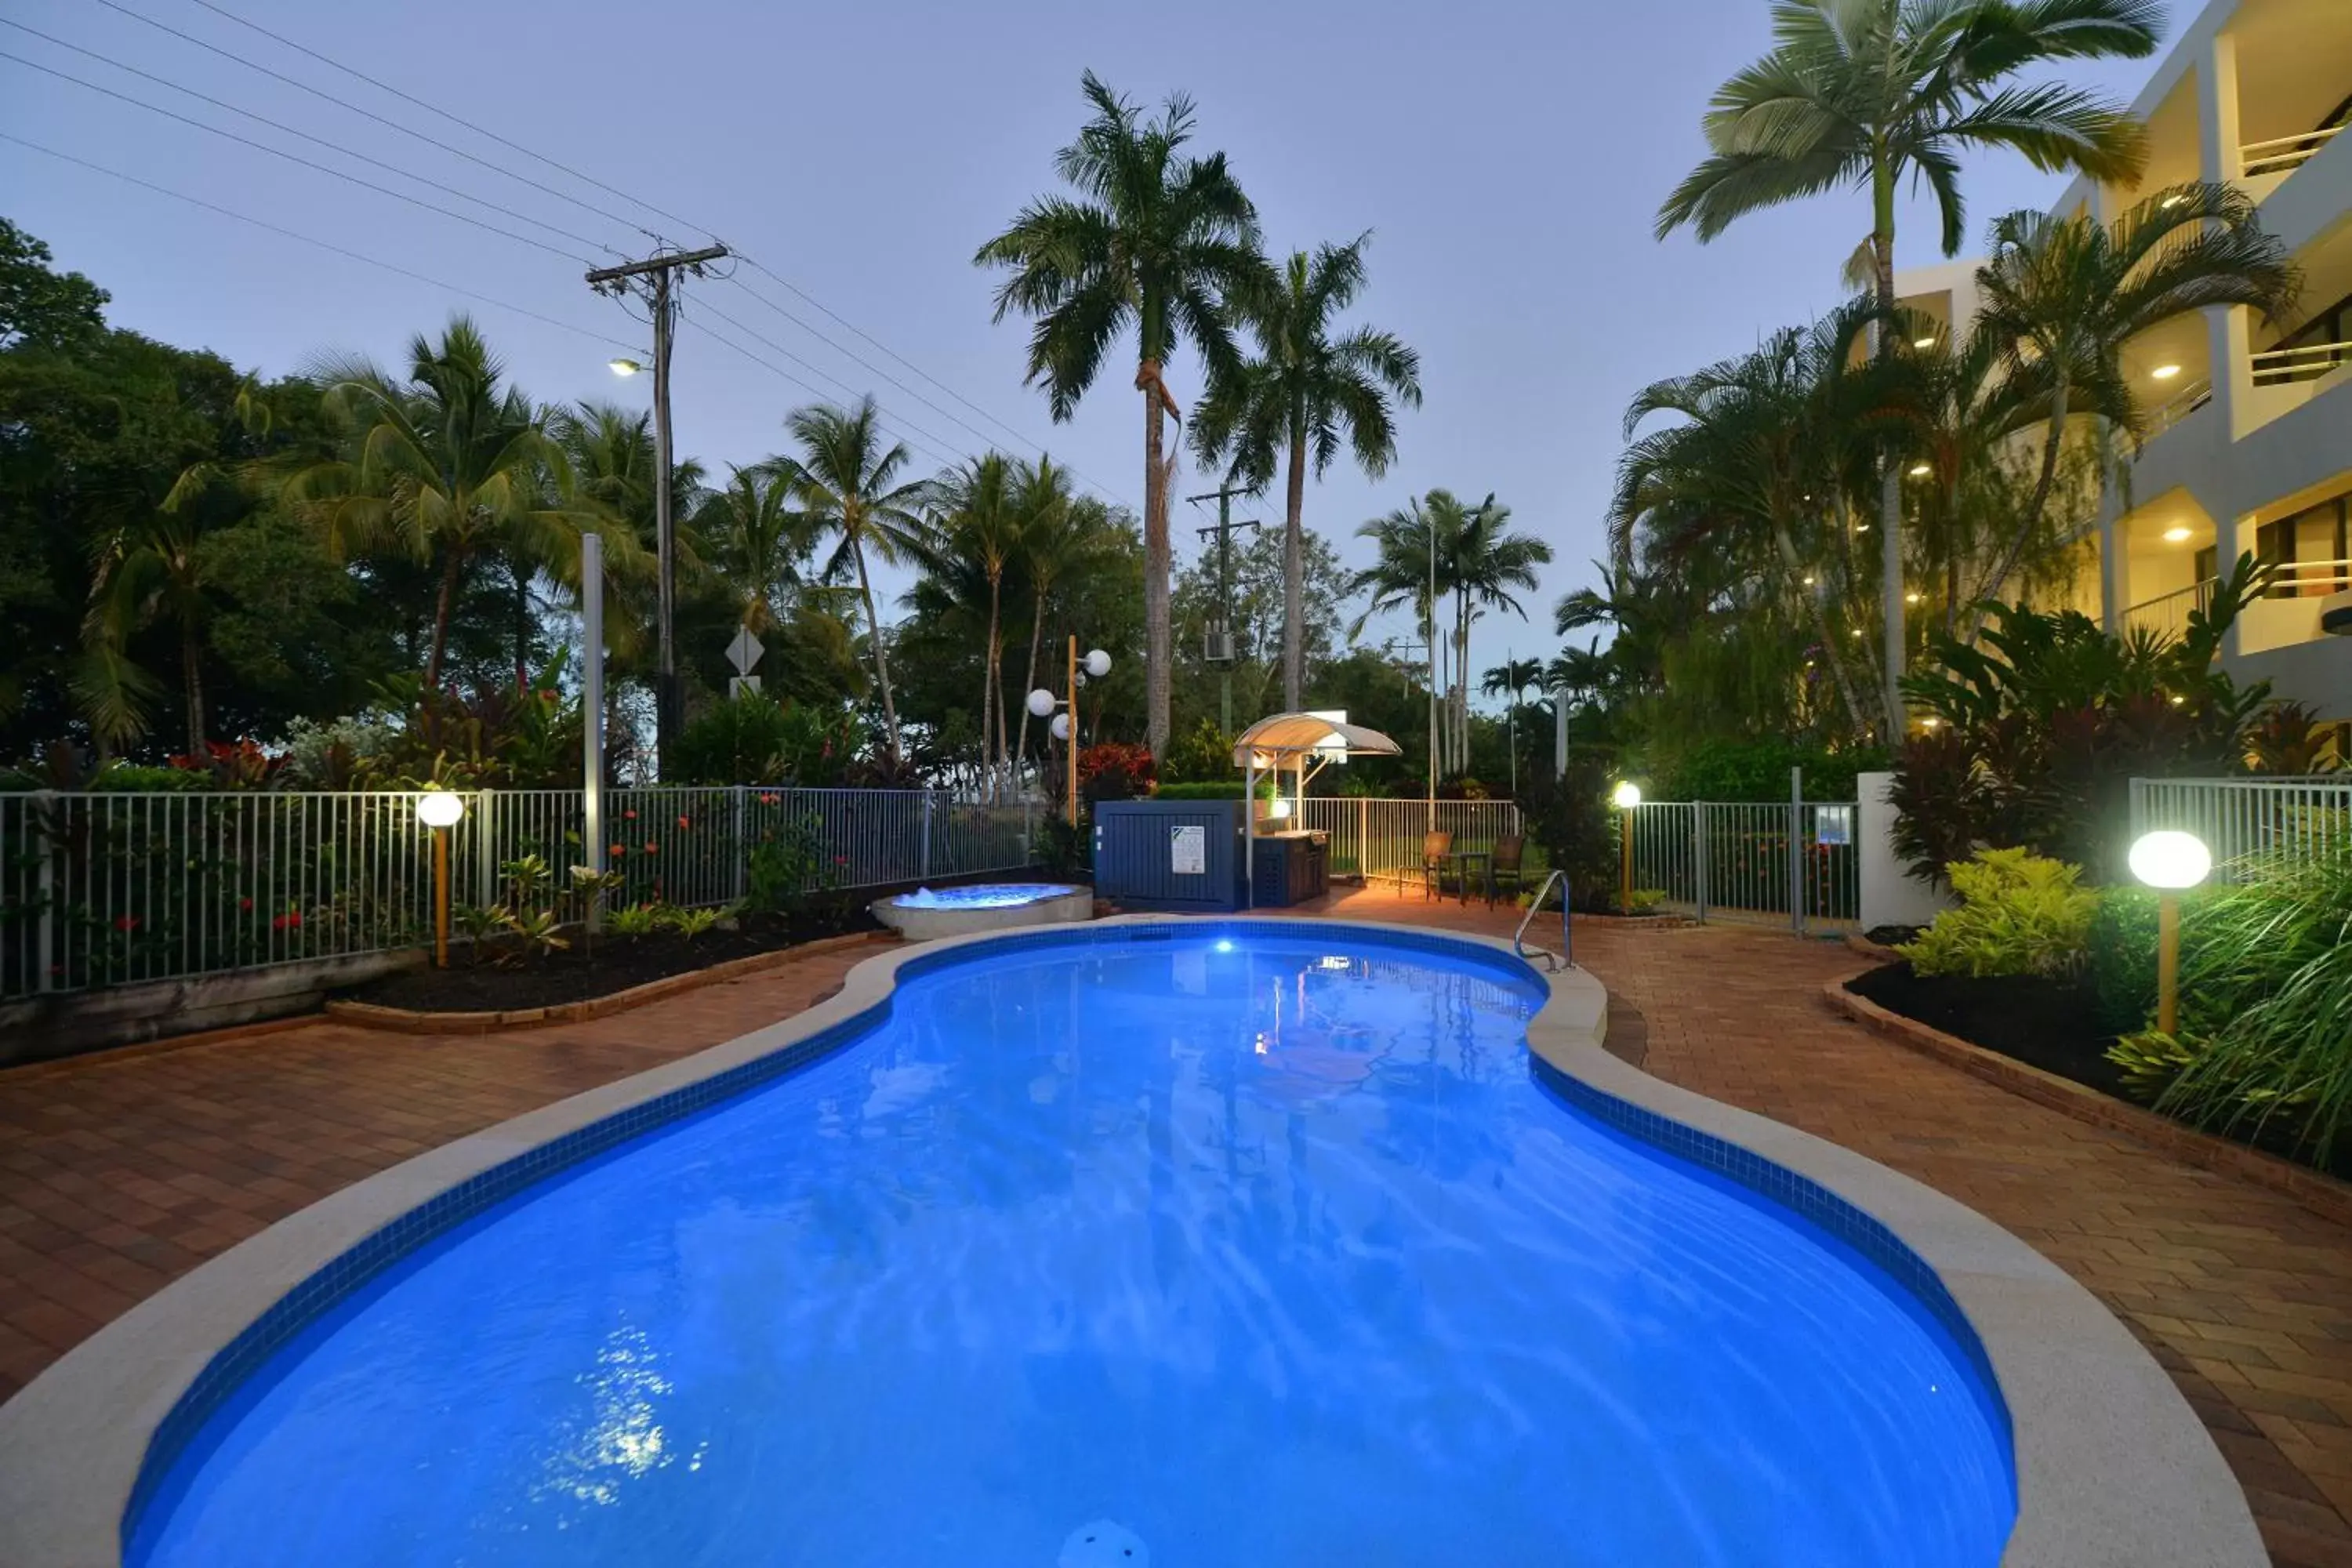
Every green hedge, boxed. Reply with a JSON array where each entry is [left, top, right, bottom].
[[1640, 739, 1889, 803]]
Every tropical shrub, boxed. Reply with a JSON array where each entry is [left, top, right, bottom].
[[670, 695, 858, 786], [745, 812, 841, 911], [1078, 742, 1155, 801], [1160, 718, 1236, 784], [2085, 887, 2159, 1034], [658, 905, 725, 940], [2108, 844, 2352, 1167], [1893, 559, 2275, 883], [1897, 848, 2097, 979], [1645, 739, 1889, 804], [1522, 749, 1618, 913], [607, 902, 663, 937]]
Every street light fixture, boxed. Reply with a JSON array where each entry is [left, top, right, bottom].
[[415, 790, 466, 968], [1028, 641, 1112, 826], [2129, 829, 2212, 1034], [1611, 782, 1642, 913], [608, 357, 644, 377]]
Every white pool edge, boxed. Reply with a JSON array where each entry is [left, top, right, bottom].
[[0, 916, 2262, 1568]]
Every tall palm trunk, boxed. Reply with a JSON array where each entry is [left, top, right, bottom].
[[1980, 367, 2072, 613], [424, 549, 464, 693], [181, 622, 206, 756], [1142, 375, 1173, 763], [984, 574, 1007, 800], [1014, 609, 1046, 775], [1777, 527, 1867, 737], [1282, 422, 1307, 710], [851, 535, 903, 763], [512, 563, 532, 688], [1871, 155, 1905, 738]]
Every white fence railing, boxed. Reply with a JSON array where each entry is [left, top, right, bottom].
[[1626, 800, 1862, 931], [1, 787, 1034, 1001], [2243, 123, 2343, 179], [2129, 775, 2352, 880], [1294, 798, 1524, 882], [2123, 579, 2216, 642]]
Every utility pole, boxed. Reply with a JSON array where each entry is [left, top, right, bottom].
[[1187, 484, 1259, 734], [585, 242, 728, 775]]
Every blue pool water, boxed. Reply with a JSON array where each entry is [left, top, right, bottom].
[[892, 883, 1081, 909], [132, 929, 2014, 1566]]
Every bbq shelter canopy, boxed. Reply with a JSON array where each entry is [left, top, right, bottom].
[[1232, 713, 1402, 906]]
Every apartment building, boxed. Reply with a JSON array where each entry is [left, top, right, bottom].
[[1896, 0, 2352, 731]]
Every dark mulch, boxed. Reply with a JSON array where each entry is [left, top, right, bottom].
[[344, 902, 877, 1013], [1845, 961, 2128, 1097], [1846, 961, 2352, 1180]]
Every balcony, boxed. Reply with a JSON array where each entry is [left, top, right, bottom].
[[2124, 579, 2215, 643], [2243, 124, 2344, 198]]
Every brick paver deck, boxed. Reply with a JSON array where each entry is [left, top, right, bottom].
[[3, 900, 2349, 1564]]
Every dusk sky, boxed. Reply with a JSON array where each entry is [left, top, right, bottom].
[[2, 0, 2161, 701]]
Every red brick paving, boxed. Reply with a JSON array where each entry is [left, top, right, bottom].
[[4, 900, 2350, 1565]]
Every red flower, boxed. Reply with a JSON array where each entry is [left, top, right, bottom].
[[239, 897, 253, 912], [287, 909, 303, 929], [757, 793, 779, 806], [644, 841, 659, 855], [623, 809, 637, 821], [114, 915, 140, 933], [677, 815, 691, 829], [833, 855, 848, 866], [539, 689, 558, 703], [271, 913, 289, 932], [608, 844, 626, 858]]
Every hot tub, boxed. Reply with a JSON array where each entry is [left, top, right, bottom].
[[870, 882, 1093, 942]]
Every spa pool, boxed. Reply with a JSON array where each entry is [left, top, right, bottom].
[[129, 927, 2014, 1566], [872, 881, 1093, 942]]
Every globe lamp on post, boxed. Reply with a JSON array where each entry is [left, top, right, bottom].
[[2129, 830, 2211, 1035], [415, 789, 467, 968], [1611, 782, 1642, 912]]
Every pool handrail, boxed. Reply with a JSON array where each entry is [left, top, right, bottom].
[[1515, 869, 1571, 971]]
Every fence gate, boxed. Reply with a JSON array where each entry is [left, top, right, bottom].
[[1624, 797, 1860, 933]]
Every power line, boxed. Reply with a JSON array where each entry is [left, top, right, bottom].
[[0, 132, 638, 350], [178, 0, 711, 243], [681, 315, 966, 474], [690, 296, 985, 470], [0, 49, 594, 266], [88, 0, 666, 244], [0, 18, 622, 258], [736, 254, 1127, 503], [109, 0, 1131, 510]]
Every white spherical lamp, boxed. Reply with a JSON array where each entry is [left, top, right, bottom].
[[1610, 782, 1642, 811], [1049, 712, 1072, 742], [1026, 688, 1057, 719], [1084, 648, 1111, 678], [415, 790, 466, 829], [2129, 830, 2211, 891]]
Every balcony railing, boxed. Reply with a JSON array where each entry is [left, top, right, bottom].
[[2242, 124, 2343, 179], [2259, 557, 2352, 598], [2144, 374, 2213, 435], [2251, 340, 2352, 387], [2123, 579, 2215, 642]]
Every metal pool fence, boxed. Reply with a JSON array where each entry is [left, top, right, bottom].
[[0, 787, 1034, 1001], [2128, 775, 2352, 880], [1294, 798, 1526, 883], [1624, 800, 1861, 932]]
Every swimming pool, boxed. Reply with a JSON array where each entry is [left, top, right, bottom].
[[127, 926, 2015, 1566]]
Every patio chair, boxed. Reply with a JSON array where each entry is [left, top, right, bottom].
[[1490, 835, 1526, 908], [1420, 830, 1454, 901]]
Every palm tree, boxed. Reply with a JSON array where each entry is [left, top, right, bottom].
[[785, 397, 931, 764], [1448, 495, 1552, 769], [548, 403, 673, 665], [1973, 183, 2299, 604], [78, 468, 227, 755], [1612, 306, 1882, 735], [289, 316, 586, 691], [1004, 463, 1091, 772], [695, 460, 818, 636], [1351, 494, 1449, 782], [920, 454, 1025, 793], [1192, 235, 1422, 709], [1657, 0, 2161, 727], [976, 71, 1261, 762]]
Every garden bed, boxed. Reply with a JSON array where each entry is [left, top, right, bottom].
[[340, 902, 878, 1014], [1844, 960, 2350, 1183]]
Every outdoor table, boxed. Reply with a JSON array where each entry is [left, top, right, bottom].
[[1434, 848, 1494, 907]]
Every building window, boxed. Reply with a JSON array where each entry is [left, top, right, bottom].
[[2253, 494, 2350, 597], [2256, 290, 2352, 386]]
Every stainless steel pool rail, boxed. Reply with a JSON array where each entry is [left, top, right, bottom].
[[1515, 870, 1570, 971]]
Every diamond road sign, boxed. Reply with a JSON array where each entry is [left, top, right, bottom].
[[726, 626, 764, 674]]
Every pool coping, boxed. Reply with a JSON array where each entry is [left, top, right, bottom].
[[0, 916, 2260, 1568]]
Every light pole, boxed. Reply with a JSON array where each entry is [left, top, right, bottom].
[[1029, 640, 1112, 827], [416, 789, 466, 967], [2129, 830, 2212, 1034], [1612, 781, 1642, 913]]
